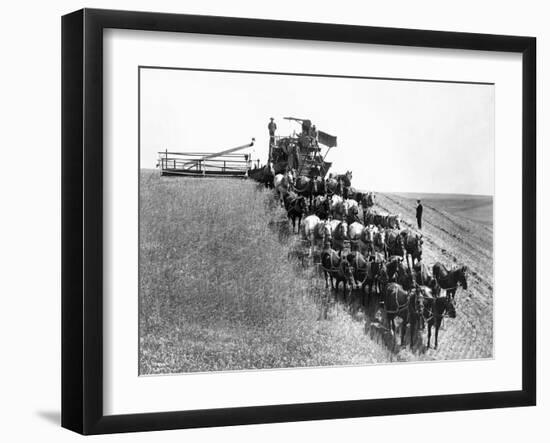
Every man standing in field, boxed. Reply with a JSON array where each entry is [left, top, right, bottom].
[[416, 199, 423, 230]]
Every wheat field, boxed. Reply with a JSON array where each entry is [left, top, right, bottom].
[[139, 170, 493, 374], [139, 171, 393, 374]]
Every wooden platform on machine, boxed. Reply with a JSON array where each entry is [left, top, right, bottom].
[[157, 139, 258, 179]]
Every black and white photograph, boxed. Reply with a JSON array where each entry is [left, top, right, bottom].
[[138, 67, 494, 374]]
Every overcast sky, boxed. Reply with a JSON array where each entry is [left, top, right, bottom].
[[140, 68, 494, 195]]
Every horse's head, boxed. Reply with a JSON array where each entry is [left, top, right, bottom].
[[369, 192, 376, 206], [343, 171, 352, 186], [458, 265, 468, 290], [337, 221, 349, 240], [348, 206, 359, 223], [322, 221, 333, 240], [364, 226, 375, 242], [412, 288, 425, 315], [387, 256, 402, 280], [392, 215, 401, 230]]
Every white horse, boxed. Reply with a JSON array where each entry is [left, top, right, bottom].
[[359, 224, 377, 256], [301, 215, 321, 257], [273, 170, 294, 206], [344, 198, 359, 213], [348, 221, 364, 251]]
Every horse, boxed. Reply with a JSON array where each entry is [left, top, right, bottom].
[[343, 199, 360, 223], [286, 194, 307, 234], [261, 162, 275, 188], [294, 175, 322, 208], [380, 214, 401, 229], [361, 192, 376, 210], [346, 205, 361, 225], [432, 262, 468, 299], [325, 176, 342, 196], [384, 279, 423, 349], [363, 207, 376, 226], [401, 230, 423, 268], [386, 256, 413, 289], [359, 224, 376, 256], [335, 170, 353, 188], [346, 188, 362, 204], [321, 245, 355, 300], [413, 260, 434, 287], [312, 195, 331, 220], [373, 228, 387, 258], [423, 295, 457, 349], [330, 195, 348, 220], [348, 222, 364, 252], [345, 251, 367, 290], [273, 170, 295, 206], [328, 219, 349, 252], [346, 251, 385, 305], [301, 214, 321, 256], [385, 229, 406, 259], [282, 190, 298, 211]]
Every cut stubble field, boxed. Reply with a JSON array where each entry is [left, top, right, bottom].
[[139, 170, 493, 375]]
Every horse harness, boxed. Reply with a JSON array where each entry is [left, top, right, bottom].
[[385, 287, 419, 314]]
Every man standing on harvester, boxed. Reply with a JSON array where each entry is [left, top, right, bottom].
[[268, 117, 277, 150]]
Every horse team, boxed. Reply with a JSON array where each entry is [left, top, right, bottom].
[[266, 167, 469, 351]]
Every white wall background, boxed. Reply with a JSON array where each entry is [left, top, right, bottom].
[[0, 1, 544, 442]]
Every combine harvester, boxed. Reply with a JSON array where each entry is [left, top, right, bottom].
[[249, 117, 337, 182], [157, 138, 258, 178]]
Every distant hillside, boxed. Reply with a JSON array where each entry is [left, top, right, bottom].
[[389, 192, 493, 228]]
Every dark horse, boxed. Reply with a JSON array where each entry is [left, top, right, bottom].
[[401, 230, 423, 269], [423, 296, 457, 349], [345, 205, 362, 224], [383, 277, 423, 349], [387, 257, 414, 289], [321, 245, 355, 301], [285, 194, 308, 234], [413, 260, 434, 287], [336, 170, 353, 188], [312, 196, 331, 220], [329, 219, 349, 252], [385, 229, 406, 260], [325, 176, 343, 196], [432, 262, 468, 299], [294, 176, 324, 208], [261, 162, 275, 188], [346, 251, 385, 305]]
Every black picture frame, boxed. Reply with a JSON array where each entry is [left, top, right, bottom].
[[62, 8, 536, 435]]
